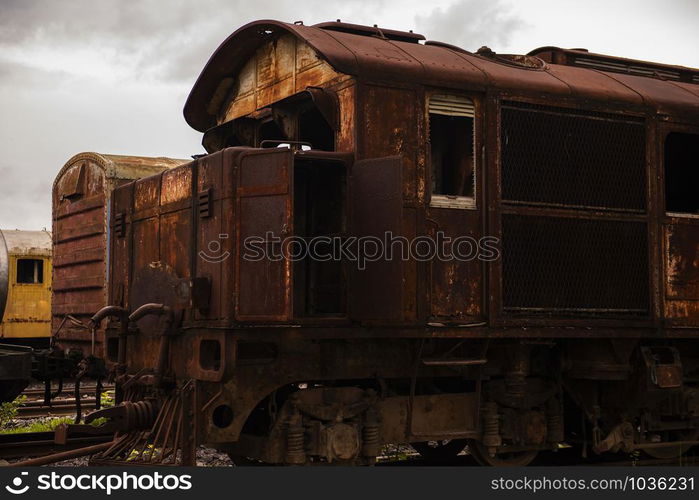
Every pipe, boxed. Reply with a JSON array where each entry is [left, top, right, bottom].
[[8, 441, 114, 467], [128, 304, 175, 387], [89, 306, 129, 375]]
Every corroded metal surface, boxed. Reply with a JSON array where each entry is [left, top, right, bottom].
[[185, 20, 699, 133], [52, 153, 188, 356], [69, 19, 699, 465]]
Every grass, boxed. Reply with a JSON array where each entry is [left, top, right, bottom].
[[1, 417, 75, 434]]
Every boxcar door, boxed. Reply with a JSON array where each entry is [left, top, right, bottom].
[[235, 148, 294, 322]]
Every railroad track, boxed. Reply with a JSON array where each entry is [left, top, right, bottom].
[[0, 431, 112, 460], [377, 444, 699, 467], [16, 384, 115, 419]]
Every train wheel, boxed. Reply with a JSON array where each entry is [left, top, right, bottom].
[[412, 439, 468, 461], [643, 430, 699, 460], [468, 441, 538, 466]]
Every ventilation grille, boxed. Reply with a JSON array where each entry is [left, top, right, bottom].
[[501, 214, 649, 316], [572, 56, 683, 81], [501, 102, 646, 211], [429, 95, 475, 117]]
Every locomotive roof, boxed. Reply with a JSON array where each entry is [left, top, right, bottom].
[[184, 19, 699, 132]]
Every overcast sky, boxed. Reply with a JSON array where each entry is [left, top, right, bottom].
[[1, 0, 698, 230]]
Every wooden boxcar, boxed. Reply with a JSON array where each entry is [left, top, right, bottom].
[[52, 153, 187, 357], [79, 20, 699, 466]]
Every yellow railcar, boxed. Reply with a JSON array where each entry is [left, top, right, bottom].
[[0, 229, 52, 345]]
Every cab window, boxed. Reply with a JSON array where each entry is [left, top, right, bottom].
[[17, 259, 43, 284]]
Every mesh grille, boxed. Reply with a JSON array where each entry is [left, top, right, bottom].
[[501, 214, 650, 316], [501, 103, 647, 211]]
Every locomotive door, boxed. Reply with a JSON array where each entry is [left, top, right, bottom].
[[234, 148, 294, 322], [349, 155, 405, 322]]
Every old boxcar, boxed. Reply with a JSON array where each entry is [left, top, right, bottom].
[[52, 153, 188, 357], [77, 20, 699, 466]]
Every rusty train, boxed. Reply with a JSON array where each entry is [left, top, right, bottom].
[[45, 20, 699, 465]]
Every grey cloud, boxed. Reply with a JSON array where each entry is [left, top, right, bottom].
[[414, 0, 526, 51], [0, 0, 374, 85]]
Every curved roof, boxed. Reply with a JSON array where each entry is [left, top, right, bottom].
[[184, 20, 699, 132], [0, 229, 51, 322], [54, 152, 188, 193], [0, 229, 51, 257]]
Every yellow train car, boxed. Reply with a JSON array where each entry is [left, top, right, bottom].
[[0, 229, 52, 346]]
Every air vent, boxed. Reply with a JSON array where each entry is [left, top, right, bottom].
[[114, 212, 126, 238], [429, 95, 474, 117], [572, 57, 682, 81], [198, 188, 213, 218], [313, 21, 424, 43], [529, 47, 699, 83]]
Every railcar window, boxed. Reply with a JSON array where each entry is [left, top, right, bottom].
[[429, 95, 475, 207], [665, 132, 699, 214], [16, 259, 43, 284]]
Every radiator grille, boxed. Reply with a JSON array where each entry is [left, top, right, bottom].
[[501, 103, 647, 211], [501, 214, 649, 316]]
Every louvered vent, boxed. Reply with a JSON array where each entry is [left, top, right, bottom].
[[572, 57, 682, 81], [429, 95, 474, 117]]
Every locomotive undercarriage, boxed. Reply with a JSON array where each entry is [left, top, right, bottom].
[[68, 326, 699, 466]]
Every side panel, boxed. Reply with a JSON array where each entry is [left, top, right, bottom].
[[52, 160, 109, 350], [235, 149, 294, 322], [350, 156, 404, 322], [195, 151, 226, 319], [357, 84, 420, 323], [426, 208, 483, 321], [664, 218, 699, 324]]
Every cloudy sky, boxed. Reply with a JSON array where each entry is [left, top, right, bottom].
[[1, 0, 698, 230]]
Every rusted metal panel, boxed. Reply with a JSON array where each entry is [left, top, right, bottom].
[[426, 209, 483, 321], [195, 151, 225, 320], [52, 153, 187, 355], [222, 34, 344, 124], [664, 221, 699, 323], [335, 83, 356, 152], [350, 156, 404, 322], [359, 85, 419, 201], [185, 20, 699, 135], [235, 148, 294, 322]]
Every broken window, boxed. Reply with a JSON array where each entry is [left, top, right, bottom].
[[429, 95, 476, 207], [258, 118, 287, 147], [17, 259, 43, 284], [665, 132, 699, 214], [299, 105, 334, 151]]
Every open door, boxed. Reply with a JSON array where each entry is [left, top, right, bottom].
[[350, 156, 404, 322], [235, 148, 293, 322]]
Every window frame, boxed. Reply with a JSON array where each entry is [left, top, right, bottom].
[[427, 92, 478, 210], [15, 258, 44, 285]]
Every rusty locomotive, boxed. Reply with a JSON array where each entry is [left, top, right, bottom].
[[51, 20, 699, 465]]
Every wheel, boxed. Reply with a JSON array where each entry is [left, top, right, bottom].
[[411, 439, 468, 461], [643, 429, 699, 459], [468, 440, 538, 466]]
